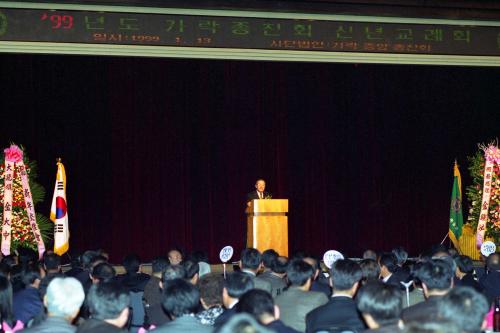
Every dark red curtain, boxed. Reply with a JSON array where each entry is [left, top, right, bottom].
[[1, 54, 499, 262]]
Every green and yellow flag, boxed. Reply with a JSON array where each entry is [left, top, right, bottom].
[[449, 160, 463, 251]]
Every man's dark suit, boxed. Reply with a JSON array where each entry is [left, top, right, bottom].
[[258, 271, 288, 298], [400, 295, 443, 324], [386, 267, 411, 290], [153, 315, 213, 333], [479, 269, 500, 304], [246, 191, 271, 203], [76, 319, 127, 333], [213, 307, 237, 329], [305, 296, 366, 333], [13, 286, 43, 325]]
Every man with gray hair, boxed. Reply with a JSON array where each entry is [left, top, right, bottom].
[[22, 277, 85, 333], [76, 281, 130, 333]]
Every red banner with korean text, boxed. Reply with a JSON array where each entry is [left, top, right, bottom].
[[476, 145, 500, 248]]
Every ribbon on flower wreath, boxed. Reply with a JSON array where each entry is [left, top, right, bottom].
[[2, 145, 45, 258], [476, 143, 500, 248]]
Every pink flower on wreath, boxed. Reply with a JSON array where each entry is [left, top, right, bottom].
[[485, 145, 500, 164], [4, 145, 23, 163]]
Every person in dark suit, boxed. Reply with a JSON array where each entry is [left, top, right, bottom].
[[144, 257, 170, 327], [237, 289, 301, 333], [400, 258, 454, 324], [379, 253, 408, 289], [13, 265, 43, 325], [114, 254, 150, 292], [240, 248, 272, 293], [153, 279, 213, 333], [479, 253, 500, 305], [304, 256, 332, 297], [454, 255, 483, 293], [276, 259, 328, 332], [246, 179, 271, 206], [259, 252, 288, 298], [437, 286, 489, 333], [306, 259, 366, 333], [76, 281, 130, 333], [356, 281, 403, 333], [214, 272, 255, 329]]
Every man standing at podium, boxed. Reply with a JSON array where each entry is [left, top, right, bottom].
[[247, 179, 271, 206]]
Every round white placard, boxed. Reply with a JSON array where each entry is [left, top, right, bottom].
[[323, 250, 344, 269], [480, 241, 496, 257], [219, 246, 234, 263]]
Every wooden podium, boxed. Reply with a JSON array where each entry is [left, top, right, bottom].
[[246, 199, 288, 256]]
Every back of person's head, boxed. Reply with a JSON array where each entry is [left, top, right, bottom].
[[356, 281, 403, 326], [81, 250, 99, 270], [46, 277, 85, 318], [43, 252, 61, 271], [224, 272, 254, 298], [360, 259, 381, 283], [162, 264, 187, 286], [89, 255, 108, 269], [182, 259, 200, 280], [69, 253, 81, 269], [162, 278, 200, 317], [199, 273, 224, 307], [17, 248, 37, 267], [87, 281, 130, 321], [91, 262, 116, 283], [241, 248, 262, 270], [363, 249, 378, 260], [122, 253, 141, 274], [215, 313, 275, 333], [454, 255, 474, 274], [151, 256, 169, 274], [415, 259, 453, 291], [236, 289, 275, 321], [379, 253, 398, 273], [430, 244, 449, 257], [271, 256, 288, 274], [486, 253, 500, 271], [1, 255, 17, 267], [392, 247, 408, 266], [261, 250, 278, 270], [286, 259, 313, 287], [189, 250, 209, 263], [303, 256, 320, 272], [22, 264, 41, 286], [437, 286, 489, 333], [0, 276, 14, 326], [331, 259, 362, 291]]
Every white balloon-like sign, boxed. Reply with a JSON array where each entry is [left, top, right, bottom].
[[480, 241, 496, 257], [219, 246, 234, 263], [323, 250, 344, 269]]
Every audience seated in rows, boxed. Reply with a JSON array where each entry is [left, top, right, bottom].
[[0, 244, 498, 333]]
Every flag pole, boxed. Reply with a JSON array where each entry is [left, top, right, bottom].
[[440, 232, 449, 245]]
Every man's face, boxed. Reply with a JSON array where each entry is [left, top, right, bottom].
[[255, 180, 266, 193], [168, 250, 182, 265]]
